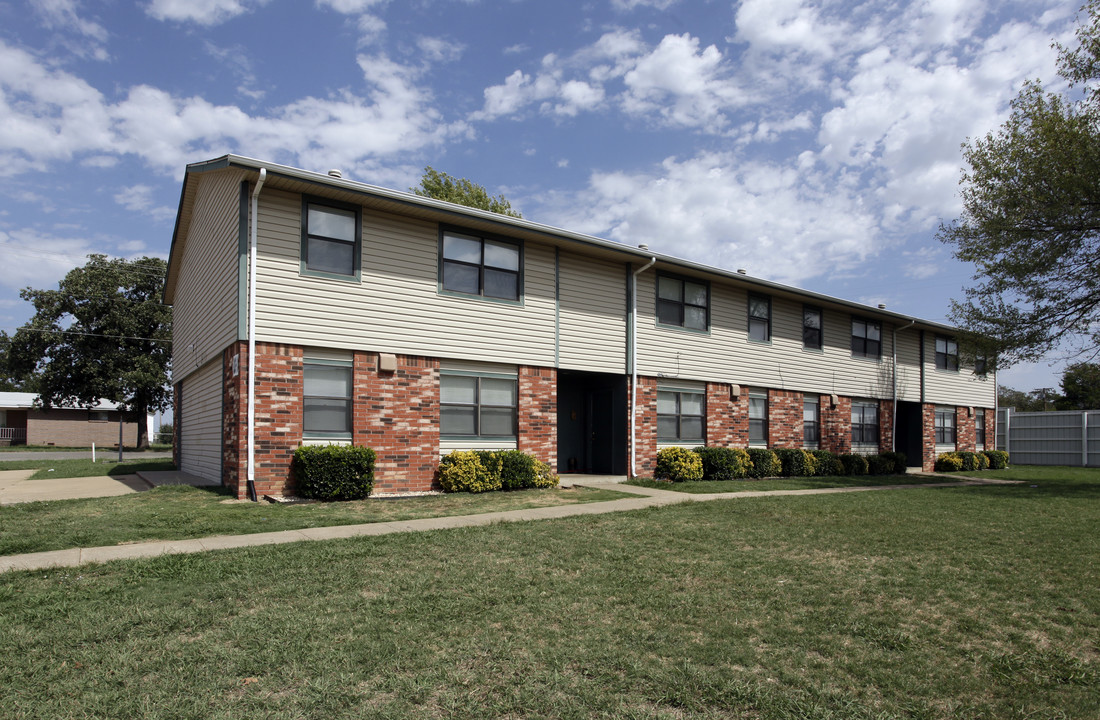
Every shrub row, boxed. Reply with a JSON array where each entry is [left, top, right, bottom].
[[438, 450, 559, 493], [292, 444, 377, 501], [654, 446, 909, 482], [934, 449, 1009, 472]]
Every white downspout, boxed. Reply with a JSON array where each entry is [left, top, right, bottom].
[[630, 256, 656, 478], [892, 319, 916, 453], [247, 168, 266, 501]]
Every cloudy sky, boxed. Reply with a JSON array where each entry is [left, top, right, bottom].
[[0, 0, 1084, 391]]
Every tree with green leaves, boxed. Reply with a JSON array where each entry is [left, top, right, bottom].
[[939, 1, 1100, 368], [411, 166, 522, 217], [1059, 362, 1100, 409], [6, 255, 172, 448]]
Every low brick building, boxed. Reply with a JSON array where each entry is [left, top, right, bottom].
[[165, 156, 997, 498], [0, 392, 145, 447]]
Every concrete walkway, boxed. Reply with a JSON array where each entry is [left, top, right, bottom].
[[0, 475, 1020, 574], [0, 469, 151, 505]]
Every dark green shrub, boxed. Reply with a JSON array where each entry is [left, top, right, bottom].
[[935, 452, 963, 472], [499, 450, 539, 490], [982, 449, 1009, 469], [693, 446, 750, 480], [956, 450, 980, 472], [774, 448, 817, 477], [878, 451, 907, 474], [839, 453, 868, 476], [655, 447, 703, 482], [745, 448, 781, 478], [292, 444, 376, 501], [866, 454, 894, 476], [810, 450, 844, 476]]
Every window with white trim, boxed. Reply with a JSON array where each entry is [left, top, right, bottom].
[[803, 305, 823, 350], [441, 231, 521, 301], [302, 200, 360, 278], [657, 389, 705, 443], [749, 390, 768, 445], [935, 408, 956, 445], [803, 397, 820, 447], [748, 294, 771, 342], [935, 336, 959, 371], [851, 401, 879, 446], [975, 413, 986, 448], [304, 362, 353, 437], [440, 373, 517, 437]]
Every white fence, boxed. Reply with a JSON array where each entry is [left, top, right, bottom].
[[996, 407, 1100, 466], [0, 427, 26, 443]]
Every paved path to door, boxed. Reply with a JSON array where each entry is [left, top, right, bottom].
[[0, 469, 151, 505], [0, 476, 1020, 574]]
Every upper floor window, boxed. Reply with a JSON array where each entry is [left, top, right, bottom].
[[935, 408, 957, 445], [657, 274, 709, 331], [657, 389, 705, 442], [441, 231, 521, 301], [803, 397, 820, 446], [803, 305, 823, 350], [851, 401, 879, 445], [304, 362, 353, 437], [975, 353, 989, 376], [749, 390, 768, 445], [302, 200, 360, 278], [851, 318, 881, 359], [936, 336, 959, 371], [440, 373, 517, 437], [748, 294, 771, 342]]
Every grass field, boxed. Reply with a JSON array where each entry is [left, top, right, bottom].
[[0, 484, 630, 556], [0, 457, 177, 480], [0, 466, 1096, 719], [627, 474, 953, 493]]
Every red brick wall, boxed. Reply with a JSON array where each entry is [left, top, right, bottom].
[[957, 406, 976, 452], [518, 366, 557, 469], [983, 408, 995, 449], [922, 404, 936, 471], [768, 389, 803, 448], [706, 383, 745, 446], [878, 400, 894, 454], [353, 352, 440, 493], [820, 395, 851, 455], [630, 376, 658, 477], [249, 342, 304, 498]]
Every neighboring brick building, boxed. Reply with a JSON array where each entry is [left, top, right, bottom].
[[0, 392, 146, 447], [165, 156, 997, 498]]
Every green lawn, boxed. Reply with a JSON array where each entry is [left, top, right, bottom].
[[627, 473, 955, 493], [0, 444, 172, 452], [0, 484, 630, 556], [0, 468, 1096, 719], [0, 457, 177, 480]]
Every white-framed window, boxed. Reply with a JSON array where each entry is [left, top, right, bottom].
[[803, 306, 823, 350], [303, 361, 353, 438], [657, 389, 705, 443], [440, 372, 517, 438], [441, 231, 521, 301], [851, 318, 881, 359], [851, 401, 879, 447], [935, 336, 959, 371], [749, 389, 768, 446], [301, 199, 360, 278], [935, 407, 957, 445], [656, 273, 709, 331], [803, 397, 820, 448], [975, 412, 986, 449], [748, 293, 771, 342]]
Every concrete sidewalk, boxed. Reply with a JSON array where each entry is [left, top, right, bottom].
[[0, 469, 151, 505], [0, 475, 1021, 574]]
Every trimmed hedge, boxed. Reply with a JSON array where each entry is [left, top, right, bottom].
[[935, 452, 963, 472], [878, 451, 907, 474], [745, 448, 781, 479], [774, 448, 817, 477], [956, 450, 980, 472], [839, 453, 869, 476], [810, 450, 844, 476], [292, 444, 376, 501], [439, 450, 559, 493], [656, 447, 704, 482], [983, 449, 1009, 469], [693, 446, 750, 480]]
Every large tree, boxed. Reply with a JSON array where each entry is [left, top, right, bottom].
[[939, 1, 1100, 368], [1060, 361, 1100, 409], [6, 255, 172, 448], [411, 167, 522, 218]]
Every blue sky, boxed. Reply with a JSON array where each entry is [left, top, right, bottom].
[[0, 0, 1084, 392]]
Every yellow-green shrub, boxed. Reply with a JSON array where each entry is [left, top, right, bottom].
[[655, 447, 703, 482], [532, 459, 560, 488], [438, 450, 502, 493], [935, 452, 963, 472]]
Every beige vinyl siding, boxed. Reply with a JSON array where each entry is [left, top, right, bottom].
[[179, 358, 222, 483], [251, 190, 557, 366], [894, 330, 923, 402], [172, 170, 243, 382], [636, 273, 895, 399], [923, 334, 996, 407], [558, 252, 627, 373]]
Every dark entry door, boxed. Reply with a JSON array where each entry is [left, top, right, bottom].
[[895, 401, 923, 467], [587, 389, 614, 474]]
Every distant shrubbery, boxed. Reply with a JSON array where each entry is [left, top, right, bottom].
[[438, 450, 558, 493], [651, 446, 907, 481], [935, 449, 1009, 472]]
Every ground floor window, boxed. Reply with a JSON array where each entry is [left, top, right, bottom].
[[803, 397, 819, 447], [851, 401, 879, 446], [749, 389, 768, 445], [975, 412, 986, 448], [440, 372, 517, 437], [935, 408, 957, 444], [303, 361, 352, 437], [657, 389, 705, 442]]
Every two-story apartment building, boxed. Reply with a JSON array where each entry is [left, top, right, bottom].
[[164, 155, 995, 499]]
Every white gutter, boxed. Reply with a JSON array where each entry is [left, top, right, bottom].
[[247, 167, 266, 501], [892, 319, 916, 453], [629, 256, 656, 477]]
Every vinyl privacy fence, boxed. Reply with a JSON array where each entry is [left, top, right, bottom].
[[996, 407, 1100, 466]]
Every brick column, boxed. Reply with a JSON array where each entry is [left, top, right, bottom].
[[768, 389, 803, 448], [354, 352, 440, 493], [922, 404, 936, 471], [878, 399, 894, 453], [820, 395, 851, 455], [518, 366, 557, 469], [957, 406, 976, 452], [630, 376, 658, 477], [984, 408, 995, 450], [705, 383, 740, 446], [251, 342, 303, 499]]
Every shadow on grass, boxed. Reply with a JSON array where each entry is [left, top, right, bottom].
[[106, 459, 178, 477]]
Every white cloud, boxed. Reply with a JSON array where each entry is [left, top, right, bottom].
[[0, 229, 95, 293], [145, 0, 270, 26], [31, 0, 108, 59], [316, 0, 387, 12], [611, 0, 679, 9], [416, 36, 464, 63], [114, 185, 176, 223], [733, 0, 846, 59]]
